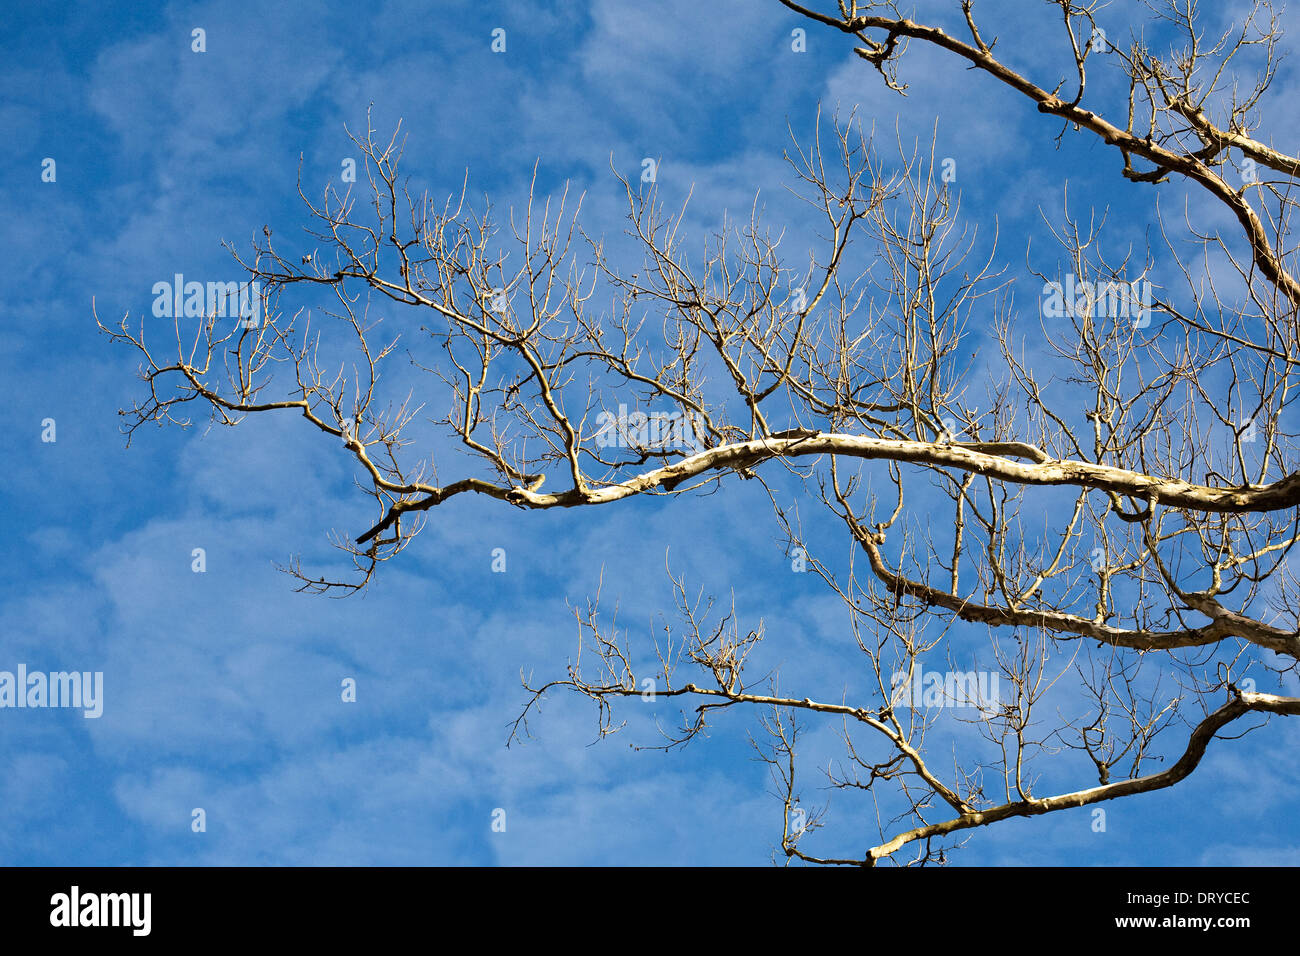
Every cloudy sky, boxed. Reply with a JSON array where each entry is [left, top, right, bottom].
[[3, 0, 1298, 866]]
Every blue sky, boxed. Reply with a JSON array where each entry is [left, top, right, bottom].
[[2, 0, 1298, 866]]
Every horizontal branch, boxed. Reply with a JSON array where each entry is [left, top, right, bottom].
[[854, 534, 1300, 658], [864, 690, 1300, 864], [525, 674, 1299, 865], [356, 432, 1300, 543]]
